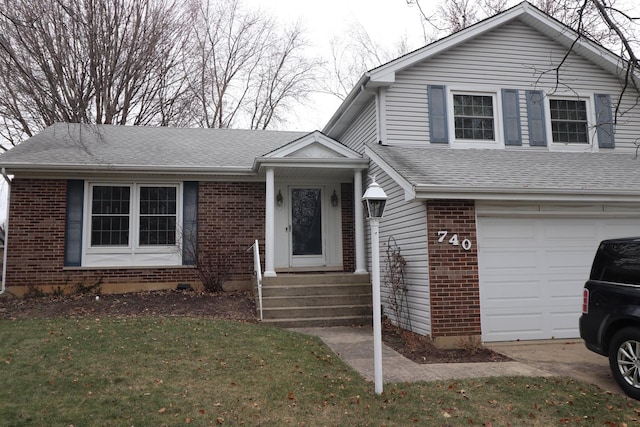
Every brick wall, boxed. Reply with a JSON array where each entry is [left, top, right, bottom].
[[6, 178, 356, 294], [426, 200, 481, 341], [341, 183, 355, 272], [5, 179, 266, 293], [197, 182, 265, 275]]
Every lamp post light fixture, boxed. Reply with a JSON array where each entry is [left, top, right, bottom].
[[361, 177, 387, 395]]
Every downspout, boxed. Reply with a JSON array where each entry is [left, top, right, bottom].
[[1, 168, 10, 295]]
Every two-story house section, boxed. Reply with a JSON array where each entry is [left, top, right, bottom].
[[323, 1, 640, 346]]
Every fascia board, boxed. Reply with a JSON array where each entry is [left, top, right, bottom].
[[365, 146, 416, 200], [256, 157, 369, 171], [413, 185, 640, 203], [1, 163, 255, 176]]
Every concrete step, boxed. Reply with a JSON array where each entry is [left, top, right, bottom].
[[262, 273, 370, 286], [262, 304, 372, 319], [261, 315, 373, 328], [261, 283, 371, 298], [261, 293, 372, 307]]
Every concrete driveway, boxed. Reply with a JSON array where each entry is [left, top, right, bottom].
[[487, 339, 621, 396]]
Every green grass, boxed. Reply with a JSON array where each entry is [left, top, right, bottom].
[[1, 317, 639, 426]]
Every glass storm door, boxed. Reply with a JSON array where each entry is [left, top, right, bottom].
[[290, 188, 325, 266]]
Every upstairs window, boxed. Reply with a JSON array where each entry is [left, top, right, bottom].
[[549, 99, 588, 144], [453, 94, 495, 141]]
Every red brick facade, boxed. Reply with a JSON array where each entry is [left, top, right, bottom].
[[426, 200, 481, 340], [6, 178, 355, 294], [341, 183, 355, 272]]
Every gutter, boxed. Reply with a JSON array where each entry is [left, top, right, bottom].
[[322, 74, 371, 136], [412, 184, 640, 203], [1, 168, 9, 295]]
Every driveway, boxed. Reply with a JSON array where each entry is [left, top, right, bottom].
[[487, 339, 621, 396]]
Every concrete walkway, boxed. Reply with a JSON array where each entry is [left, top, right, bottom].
[[293, 326, 620, 395]]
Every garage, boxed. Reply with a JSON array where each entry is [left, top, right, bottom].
[[477, 205, 640, 342]]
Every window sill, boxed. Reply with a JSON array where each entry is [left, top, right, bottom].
[[63, 264, 191, 271], [450, 140, 505, 149]]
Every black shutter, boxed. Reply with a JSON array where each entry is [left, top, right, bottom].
[[428, 84, 448, 143], [595, 94, 615, 148], [64, 180, 84, 266], [526, 90, 547, 147], [182, 181, 199, 265], [502, 89, 522, 146]]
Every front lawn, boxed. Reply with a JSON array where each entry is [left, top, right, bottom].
[[0, 317, 638, 426]]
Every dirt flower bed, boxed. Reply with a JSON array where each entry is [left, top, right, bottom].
[[0, 289, 508, 363], [0, 289, 258, 321], [382, 318, 511, 364]]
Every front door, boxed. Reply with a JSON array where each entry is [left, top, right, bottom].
[[290, 187, 325, 267]]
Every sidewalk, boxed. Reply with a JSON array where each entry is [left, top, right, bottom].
[[293, 326, 552, 384]]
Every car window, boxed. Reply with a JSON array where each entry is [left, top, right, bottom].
[[591, 241, 640, 285]]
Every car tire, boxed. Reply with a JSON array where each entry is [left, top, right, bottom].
[[609, 327, 640, 400]]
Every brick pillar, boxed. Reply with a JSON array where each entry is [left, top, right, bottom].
[[426, 200, 480, 348]]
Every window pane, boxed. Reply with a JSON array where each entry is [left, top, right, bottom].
[[453, 94, 494, 140], [91, 216, 130, 246], [92, 186, 130, 214], [91, 186, 130, 246], [550, 99, 588, 143], [140, 217, 177, 245], [139, 186, 177, 246]]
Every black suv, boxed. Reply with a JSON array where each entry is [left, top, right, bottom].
[[580, 237, 640, 400]]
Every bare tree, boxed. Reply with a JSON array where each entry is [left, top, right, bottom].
[[0, 0, 192, 149], [183, 0, 322, 130], [0, 0, 321, 148], [322, 21, 414, 101]]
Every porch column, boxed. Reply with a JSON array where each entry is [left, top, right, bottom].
[[354, 169, 367, 274], [264, 167, 277, 277]]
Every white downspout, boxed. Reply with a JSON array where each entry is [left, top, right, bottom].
[[1, 168, 10, 295]]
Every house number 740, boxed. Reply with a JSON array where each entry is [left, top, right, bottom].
[[437, 230, 472, 251]]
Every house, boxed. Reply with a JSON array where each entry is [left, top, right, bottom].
[[2, 1, 640, 346]]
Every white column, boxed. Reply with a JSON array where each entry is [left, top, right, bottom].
[[264, 167, 276, 277], [354, 170, 367, 274]]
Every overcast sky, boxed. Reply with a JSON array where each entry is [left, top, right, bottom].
[[243, 0, 428, 131]]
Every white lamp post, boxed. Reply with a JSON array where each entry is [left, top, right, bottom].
[[361, 178, 387, 395]]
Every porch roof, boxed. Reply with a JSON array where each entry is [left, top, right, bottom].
[[0, 123, 310, 175], [367, 143, 640, 202]]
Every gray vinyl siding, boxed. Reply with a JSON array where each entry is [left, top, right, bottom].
[[366, 163, 431, 336], [384, 19, 639, 151], [339, 100, 377, 154]]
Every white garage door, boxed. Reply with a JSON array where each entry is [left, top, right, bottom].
[[477, 215, 640, 342]]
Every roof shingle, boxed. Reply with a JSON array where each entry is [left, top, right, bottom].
[[0, 123, 309, 171]]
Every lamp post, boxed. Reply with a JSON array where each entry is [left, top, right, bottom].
[[361, 178, 387, 395]]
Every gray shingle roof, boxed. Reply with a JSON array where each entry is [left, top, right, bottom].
[[368, 143, 640, 195], [0, 123, 309, 172]]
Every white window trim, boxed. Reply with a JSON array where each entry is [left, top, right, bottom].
[[545, 94, 599, 152], [447, 86, 504, 149], [83, 182, 183, 267]]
